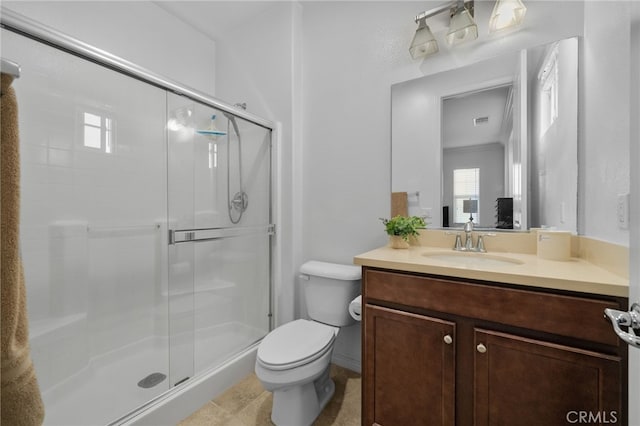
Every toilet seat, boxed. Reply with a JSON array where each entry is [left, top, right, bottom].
[[257, 319, 337, 371]]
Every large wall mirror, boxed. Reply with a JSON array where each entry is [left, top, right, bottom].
[[391, 36, 578, 233]]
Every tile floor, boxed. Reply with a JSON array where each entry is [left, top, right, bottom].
[[179, 364, 361, 426]]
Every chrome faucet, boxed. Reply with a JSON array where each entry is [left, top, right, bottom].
[[450, 219, 494, 253]]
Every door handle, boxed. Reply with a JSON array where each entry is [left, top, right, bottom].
[[604, 303, 640, 348]]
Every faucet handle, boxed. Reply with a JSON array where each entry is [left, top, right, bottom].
[[446, 231, 464, 251], [454, 233, 463, 250], [476, 233, 496, 253]]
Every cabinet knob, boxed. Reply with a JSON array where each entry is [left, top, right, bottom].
[[477, 343, 487, 353], [443, 334, 453, 345]]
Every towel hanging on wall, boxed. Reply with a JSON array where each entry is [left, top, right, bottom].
[[1, 72, 45, 425]]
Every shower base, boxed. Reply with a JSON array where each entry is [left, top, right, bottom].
[[39, 322, 264, 426]]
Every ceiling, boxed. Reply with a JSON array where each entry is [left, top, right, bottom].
[[153, 1, 275, 40], [442, 85, 511, 150]]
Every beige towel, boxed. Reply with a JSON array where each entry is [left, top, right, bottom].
[[1, 73, 45, 425]]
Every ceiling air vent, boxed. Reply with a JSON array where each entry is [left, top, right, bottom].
[[473, 116, 489, 126]]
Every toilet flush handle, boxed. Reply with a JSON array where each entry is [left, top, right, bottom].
[[299, 274, 310, 281]]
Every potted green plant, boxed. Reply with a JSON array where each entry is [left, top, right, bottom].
[[380, 215, 426, 249]]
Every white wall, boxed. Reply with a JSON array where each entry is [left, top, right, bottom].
[[301, 2, 421, 370], [2, 1, 216, 95], [302, 0, 586, 269], [300, 0, 631, 369], [301, 0, 585, 369]]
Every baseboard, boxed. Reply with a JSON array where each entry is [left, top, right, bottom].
[[331, 353, 361, 374]]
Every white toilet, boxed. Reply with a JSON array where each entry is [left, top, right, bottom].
[[255, 260, 361, 426]]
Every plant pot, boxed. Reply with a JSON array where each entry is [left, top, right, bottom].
[[389, 235, 410, 249]]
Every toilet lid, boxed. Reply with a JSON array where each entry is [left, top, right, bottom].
[[258, 320, 336, 369]]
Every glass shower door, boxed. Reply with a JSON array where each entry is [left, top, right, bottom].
[[167, 93, 272, 385], [3, 29, 170, 425]]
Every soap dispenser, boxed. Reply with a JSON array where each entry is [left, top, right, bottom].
[[196, 114, 226, 139]]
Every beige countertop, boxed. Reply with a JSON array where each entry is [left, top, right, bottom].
[[354, 245, 629, 298]]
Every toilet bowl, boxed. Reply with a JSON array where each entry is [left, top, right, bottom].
[[255, 261, 361, 426]]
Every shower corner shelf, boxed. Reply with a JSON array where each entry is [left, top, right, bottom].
[[196, 129, 227, 136]]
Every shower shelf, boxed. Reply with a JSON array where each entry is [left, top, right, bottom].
[[196, 129, 227, 136]]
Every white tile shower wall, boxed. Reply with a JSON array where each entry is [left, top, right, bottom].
[[48, 221, 89, 317]]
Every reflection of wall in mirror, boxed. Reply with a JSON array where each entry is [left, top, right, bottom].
[[529, 37, 578, 232]]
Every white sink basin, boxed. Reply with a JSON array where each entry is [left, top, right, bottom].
[[422, 251, 524, 268]]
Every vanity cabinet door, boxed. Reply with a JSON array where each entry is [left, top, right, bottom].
[[364, 305, 455, 426], [474, 329, 622, 426]]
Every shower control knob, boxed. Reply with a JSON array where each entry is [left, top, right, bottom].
[[477, 343, 487, 353], [443, 335, 453, 345]]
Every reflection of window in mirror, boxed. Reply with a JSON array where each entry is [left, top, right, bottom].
[[453, 168, 480, 224], [82, 111, 114, 153], [538, 44, 559, 135]]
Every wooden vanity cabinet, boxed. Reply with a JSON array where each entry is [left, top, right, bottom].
[[365, 305, 455, 426], [362, 267, 628, 426], [473, 329, 622, 426]]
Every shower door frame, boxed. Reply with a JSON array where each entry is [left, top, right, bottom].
[[0, 10, 273, 130], [1, 7, 277, 424]]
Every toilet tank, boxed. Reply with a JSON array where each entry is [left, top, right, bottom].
[[299, 261, 361, 327]]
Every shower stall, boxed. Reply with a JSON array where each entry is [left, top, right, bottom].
[[1, 11, 275, 426]]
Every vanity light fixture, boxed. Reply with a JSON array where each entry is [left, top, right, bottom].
[[488, 0, 527, 33], [409, 16, 439, 59], [410, 0, 526, 59], [446, 1, 478, 46], [410, 0, 476, 59]]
